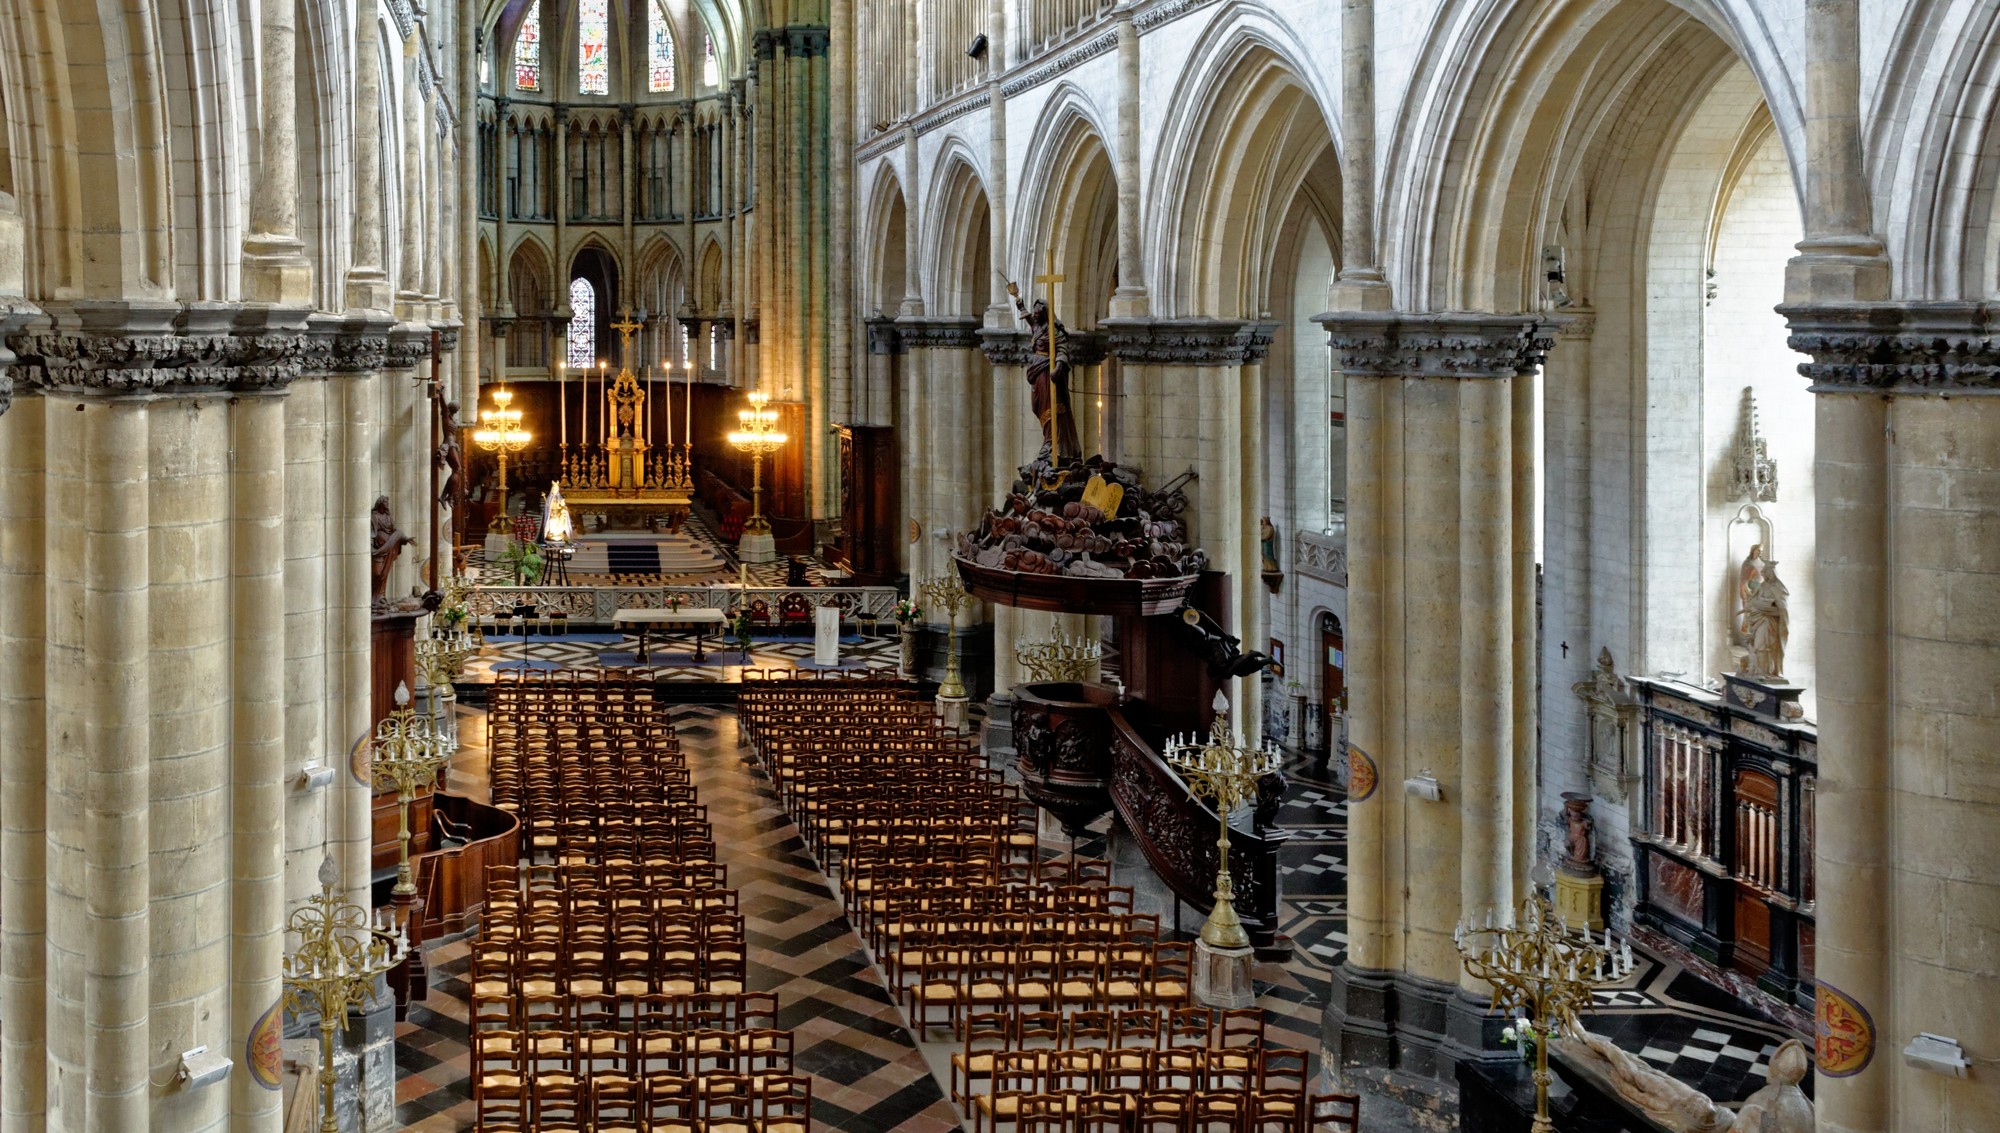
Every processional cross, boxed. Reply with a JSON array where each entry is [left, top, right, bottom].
[[1035, 244, 1066, 465], [610, 308, 645, 355]]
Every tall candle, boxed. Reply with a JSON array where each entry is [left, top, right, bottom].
[[661, 363, 672, 448], [600, 361, 608, 439], [685, 364, 693, 450], [557, 361, 566, 450]]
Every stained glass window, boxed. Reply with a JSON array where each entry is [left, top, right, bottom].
[[513, 3, 541, 90], [703, 35, 719, 86], [568, 278, 597, 369], [649, 1, 678, 93], [578, 0, 609, 95]]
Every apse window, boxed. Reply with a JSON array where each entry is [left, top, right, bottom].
[[578, 0, 610, 95], [703, 35, 720, 87], [514, 2, 542, 90], [568, 278, 598, 369], [650, 0, 678, 92]]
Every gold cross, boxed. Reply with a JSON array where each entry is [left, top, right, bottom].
[[1035, 244, 1066, 462]]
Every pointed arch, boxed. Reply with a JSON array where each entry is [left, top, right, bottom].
[[1011, 85, 1118, 326], [863, 162, 909, 313], [1147, 17, 1341, 318], [697, 237, 725, 312], [925, 150, 992, 318]]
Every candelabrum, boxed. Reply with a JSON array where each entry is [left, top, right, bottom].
[[726, 390, 787, 536], [1015, 631, 1104, 682], [439, 569, 482, 646], [284, 856, 407, 1133], [473, 386, 532, 533], [369, 682, 454, 898], [1456, 892, 1636, 1133], [417, 622, 475, 746], [920, 570, 974, 701], [1163, 705, 1282, 951]]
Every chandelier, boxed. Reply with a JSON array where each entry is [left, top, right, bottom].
[[726, 389, 787, 537]]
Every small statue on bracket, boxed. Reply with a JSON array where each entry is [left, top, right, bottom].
[[370, 496, 416, 613], [1172, 605, 1277, 682]]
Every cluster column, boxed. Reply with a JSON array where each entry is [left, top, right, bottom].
[[1315, 313, 1552, 1081]]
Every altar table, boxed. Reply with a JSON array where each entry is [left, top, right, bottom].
[[613, 607, 728, 664]]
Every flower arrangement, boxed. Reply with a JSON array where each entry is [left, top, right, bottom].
[[731, 608, 755, 655], [893, 600, 923, 626], [499, 540, 544, 586], [440, 603, 469, 629], [667, 593, 686, 612], [1499, 1019, 1538, 1064]]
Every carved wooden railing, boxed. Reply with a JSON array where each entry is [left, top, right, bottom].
[[468, 583, 903, 623], [1105, 711, 1291, 955]]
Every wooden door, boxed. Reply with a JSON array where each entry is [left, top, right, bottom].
[[1731, 767, 1781, 975], [1320, 612, 1345, 716]]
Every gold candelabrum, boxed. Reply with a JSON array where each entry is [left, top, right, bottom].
[[1015, 631, 1103, 682], [726, 390, 787, 535], [1163, 707, 1281, 951], [284, 856, 408, 1133], [418, 623, 475, 703], [369, 682, 454, 898], [473, 386, 531, 532], [439, 569, 483, 646], [1456, 892, 1637, 1133], [921, 570, 974, 700]]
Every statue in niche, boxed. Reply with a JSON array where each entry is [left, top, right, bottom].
[[1735, 545, 1790, 681], [1007, 279, 1082, 467], [370, 496, 415, 612]]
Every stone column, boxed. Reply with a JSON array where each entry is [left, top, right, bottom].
[[334, 328, 390, 907], [347, 0, 394, 311], [459, 0, 482, 407], [1328, 0, 1390, 310], [228, 387, 287, 1133], [1788, 0, 1888, 301], [1108, 7, 1147, 318], [900, 128, 924, 317], [829, 1, 854, 437], [1777, 306, 2000, 1133], [399, 51, 428, 313], [1315, 313, 1551, 1082], [242, 0, 313, 302], [83, 394, 152, 1133], [0, 389, 47, 1133]]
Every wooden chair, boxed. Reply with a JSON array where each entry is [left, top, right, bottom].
[[754, 1074, 812, 1133], [587, 1073, 642, 1133], [951, 1011, 1012, 1102], [1307, 1092, 1363, 1132]]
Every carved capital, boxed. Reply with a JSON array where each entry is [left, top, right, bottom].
[[0, 297, 45, 416], [1102, 317, 1281, 366], [865, 316, 904, 356], [8, 300, 323, 396], [895, 315, 984, 352], [383, 323, 434, 371], [1779, 302, 2000, 394], [979, 326, 1033, 367], [742, 317, 760, 346], [308, 311, 397, 375], [1314, 311, 1553, 379]]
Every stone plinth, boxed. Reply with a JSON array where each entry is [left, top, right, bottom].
[[1555, 869, 1605, 933], [739, 529, 777, 564], [1194, 938, 1257, 1009], [937, 694, 971, 733]]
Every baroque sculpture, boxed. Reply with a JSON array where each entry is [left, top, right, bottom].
[[1007, 279, 1081, 467], [1735, 544, 1790, 681], [435, 399, 463, 508], [370, 496, 415, 612]]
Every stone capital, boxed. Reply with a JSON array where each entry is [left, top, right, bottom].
[[865, 316, 904, 356], [384, 322, 435, 372], [0, 296, 45, 416], [1779, 302, 2000, 394], [979, 326, 1032, 367], [308, 310, 397, 375], [1101, 317, 1281, 367], [1313, 311, 1554, 379], [894, 315, 983, 352], [9, 300, 321, 396]]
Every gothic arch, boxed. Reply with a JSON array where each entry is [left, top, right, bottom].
[[1011, 86, 1118, 326], [1382, 0, 1807, 310], [1148, 22, 1340, 318], [862, 162, 908, 313], [924, 151, 991, 318], [697, 237, 724, 312], [1877, 0, 2000, 298]]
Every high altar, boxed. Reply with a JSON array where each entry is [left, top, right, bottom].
[[560, 311, 695, 525]]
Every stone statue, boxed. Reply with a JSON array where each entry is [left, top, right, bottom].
[[1735, 544, 1790, 680], [1558, 1027, 1736, 1133], [435, 400, 462, 508], [370, 496, 415, 611], [1260, 517, 1279, 573], [1556, 1027, 1813, 1133], [1007, 280, 1082, 466], [1560, 793, 1596, 870], [1726, 1040, 1814, 1133]]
